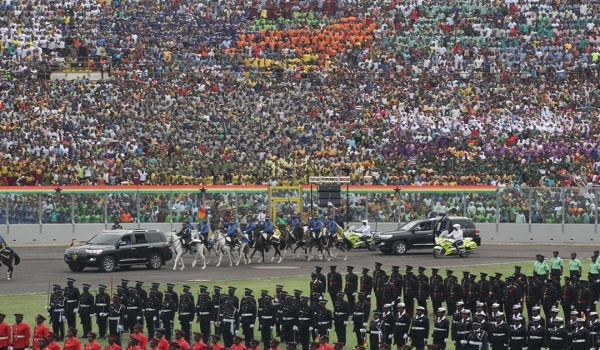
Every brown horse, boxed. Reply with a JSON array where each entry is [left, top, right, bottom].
[[0, 248, 20, 280]]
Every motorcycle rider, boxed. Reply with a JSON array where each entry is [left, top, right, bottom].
[[447, 224, 464, 253], [355, 220, 371, 242]]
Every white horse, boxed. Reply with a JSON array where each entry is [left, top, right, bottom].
[[207, 229, 250, 266], [165, 231, 208, 270]]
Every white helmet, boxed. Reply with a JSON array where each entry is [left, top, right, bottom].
[[362, 220, 368, 224], [453, 224, 461, 229]]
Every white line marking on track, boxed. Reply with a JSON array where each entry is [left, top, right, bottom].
[[250, 266, 301, 269]]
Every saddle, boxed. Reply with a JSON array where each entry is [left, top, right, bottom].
[[180, 237, 194, 252], [0, 249, 11, 259], [225, 236, 240, 246]]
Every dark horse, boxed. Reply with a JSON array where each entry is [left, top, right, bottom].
[[249, 227, 273, 263], [0, 248, 21, 280]]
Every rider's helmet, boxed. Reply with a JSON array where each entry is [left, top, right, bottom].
[[453, 224, 461, 229], [362, 220, 368, 225]]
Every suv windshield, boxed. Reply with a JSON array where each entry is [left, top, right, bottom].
[[399, 221, 421, 231], [87, 234, 120, 245]]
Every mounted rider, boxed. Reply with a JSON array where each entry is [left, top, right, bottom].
[[275, 213, 287, 231], [290, 213, 302, 233], [261, 217, 274, 240], [177, 220, 194, 251], [326, 216, 337, 238], [309, 216, 324, 238], [242, 216, 256, 244], [224, 218, 239, 247], [197, 220, 210, 245], [0, 232, 14, 253], [111, 220, 123, 230]]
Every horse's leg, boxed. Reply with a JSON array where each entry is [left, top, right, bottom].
[[179, 251, 185, 270], [215, 247, 222, 267], [235, 244, 245, 266], [243, 245, 250, 265], [7, 263, 12, 280], [271, 244, 279, 262], [200, 246, 207, 269], [279, 243, 286, 263], [173, 252, 180, 270], [191, 250, 198, 268], [228, 247, 234, 267]]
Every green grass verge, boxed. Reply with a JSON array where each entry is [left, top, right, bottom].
[[1, 259, 594, 350]]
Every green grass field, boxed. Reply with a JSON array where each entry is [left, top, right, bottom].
[[1, 259, 594, 350]]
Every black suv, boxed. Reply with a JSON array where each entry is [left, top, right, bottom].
[[372, 216, 481, 255], [64, 229, 173, 272]]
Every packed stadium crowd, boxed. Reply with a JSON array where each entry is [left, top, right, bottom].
[[1, 0, 600, 189]]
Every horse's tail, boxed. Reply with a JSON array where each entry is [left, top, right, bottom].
[[14, 252, 21, 265]]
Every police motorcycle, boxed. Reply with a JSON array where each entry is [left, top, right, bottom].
[[432, 230, 478, 258], [343, 226, 377, 251]]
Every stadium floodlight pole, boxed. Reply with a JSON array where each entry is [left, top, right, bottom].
[[199, 186, 207, 208], [346, 183, 349, 227], [310, 184, 313, 218]]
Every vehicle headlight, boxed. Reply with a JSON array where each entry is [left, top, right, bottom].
[[86, 249, 103, 255], [378, 234, 393, 239]]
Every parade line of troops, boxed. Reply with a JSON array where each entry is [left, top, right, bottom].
[[4, 251, 600, 350]]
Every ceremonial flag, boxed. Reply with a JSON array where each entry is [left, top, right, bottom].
[[198, 206, 207, 220]]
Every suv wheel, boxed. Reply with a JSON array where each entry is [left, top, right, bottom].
[[391, 240, 407, 255], [99, 256, 116, 272], [147, 253, 163, 270], [68, 264, 84, 272]]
